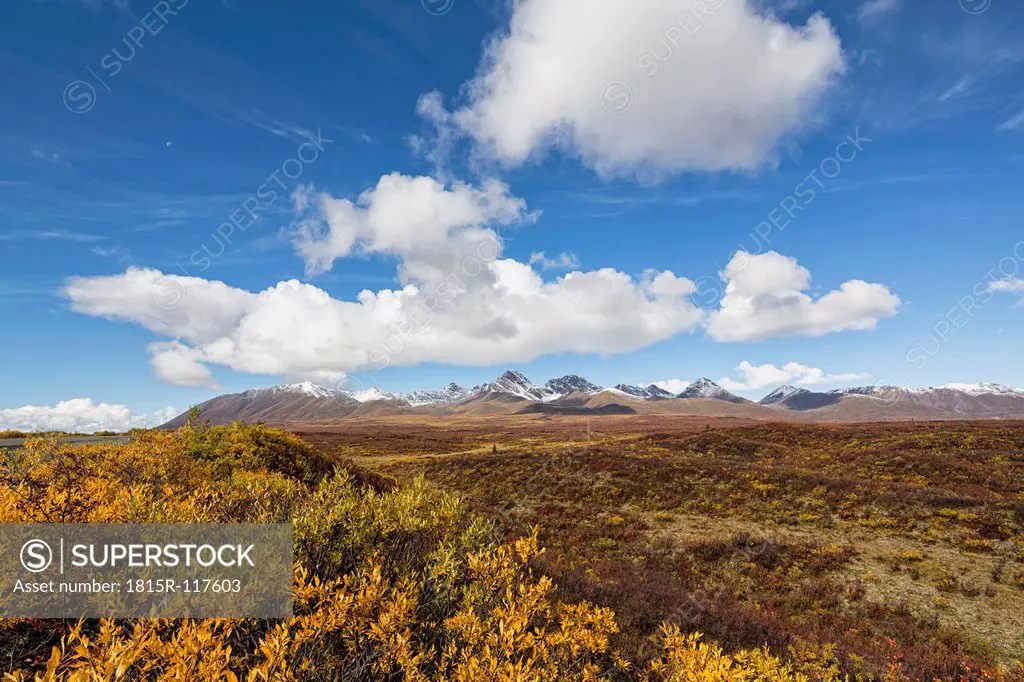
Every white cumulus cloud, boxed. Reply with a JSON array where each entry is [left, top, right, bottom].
[[149, 341, 219, 389], [62, 176, 899, 387], [63, 266, 704, 383], [653, 378, 690, 394], [64, 267, 254, 344], [291, 173, 532, 278], [449, 0, 844, 177], [62, 175, 705, 387], [718, 360, 869, 391], [0, 399, 177, 434], [704, 251, 901, 342]]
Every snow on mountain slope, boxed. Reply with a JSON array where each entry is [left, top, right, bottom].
[[759, 385, 806, 405], [545, 374, 603, 395], [612, 384, 649, 399], [253, 382, 342, 399], [400, 383, 472, 406], [607, 386, 649, 401], [163, 383, 359, 427], [757, 381, 1024, 416], [347, 387, 397, 403], [479, 371, 559, 401], [760, 386, 841, 410], [645, 384, 673, 398], [830, 383, 1024, 398], [938, 382, 1024, 396], [261, 383, 397, 403], [677, 378, 749, 404], [612, 384, 674, 400]]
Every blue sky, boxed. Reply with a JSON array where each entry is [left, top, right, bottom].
[[1, 0, 1024, 429]]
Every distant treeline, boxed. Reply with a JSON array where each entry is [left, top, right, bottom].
[[0, 429, 125, 439]]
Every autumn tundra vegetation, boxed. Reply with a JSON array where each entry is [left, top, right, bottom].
[[0, 414, 1022, 680]]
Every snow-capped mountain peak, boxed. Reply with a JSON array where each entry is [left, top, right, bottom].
[[545, 375, 602, 395], [645, 384, 673, 398], [678, 378, 721, 398], [938, 382, 1023, 396], [681, 378, 715, 394], [483, 370, 558, 401], [759, 385, 807, 405], [677, 378, 749, 404], [608, 385, 648, 400], [612, 384, 647, 398], [611, 384, 673, 400], [833, 385, 896, 397], [260, 382, 341, 399], [400, 383, 471, 406], [829, 383, 1024, 399], [347, 387, 396, 403], [260, 382, 400, 403]]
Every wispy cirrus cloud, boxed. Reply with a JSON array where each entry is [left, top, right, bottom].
[[51, 0, 131, 11], [228, 109, 327, 145], [0, 280, 63, 300], [936, 75, 975, 102], [996, 108, 1024, 133], [0, 229, 104, 243], [856, 0, 901, 26]]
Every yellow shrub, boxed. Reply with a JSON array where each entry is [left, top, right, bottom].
[[645, 626, 840, 681], [0, 425, 852, 681], [0, 426, 631, 680]]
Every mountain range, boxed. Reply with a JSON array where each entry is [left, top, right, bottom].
[[161, 372, 1024, 427]]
